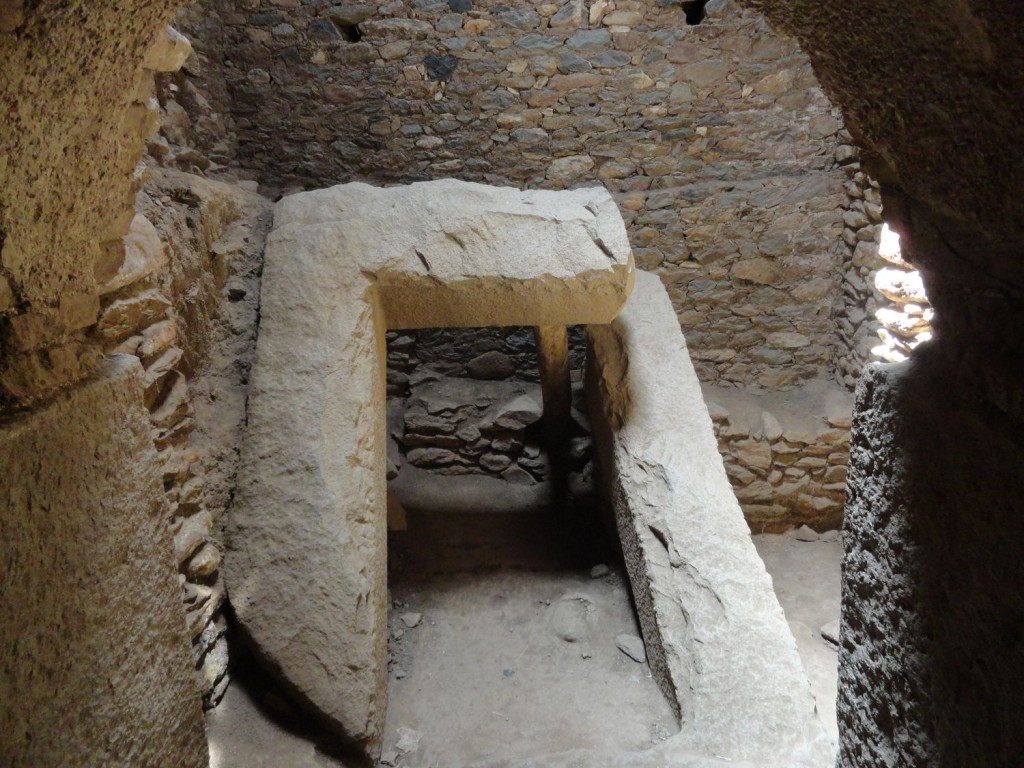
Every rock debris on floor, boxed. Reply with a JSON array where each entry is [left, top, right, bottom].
[[206, 524, 841, 767]]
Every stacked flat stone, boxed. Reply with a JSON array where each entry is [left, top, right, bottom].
[[871, 225, 934, 362], [94, 210, 229, 707], [704, 386, 851, 532], [92, 166, 270, 709], [832, 150, 935, 383], [832, 147, 886, 389], [396, 377, 549, 482]]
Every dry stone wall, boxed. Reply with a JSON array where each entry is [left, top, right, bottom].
[[90, 162, 272, 708], [831, 152, 935, 387], [174, 0, 851, 389], [702, 380, 851, 532]]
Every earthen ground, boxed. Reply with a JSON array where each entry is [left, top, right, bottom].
[[206, 521, 841, 767], [753, 530, 843, 747]]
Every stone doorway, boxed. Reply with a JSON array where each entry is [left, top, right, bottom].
[[228, 179, 831, 766], [228, 179, 635, 756]]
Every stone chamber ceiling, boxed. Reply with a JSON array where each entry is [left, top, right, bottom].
[[1, 1, 1022, 767]]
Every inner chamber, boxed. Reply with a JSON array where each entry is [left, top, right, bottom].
[[381, 325, 678, 765]]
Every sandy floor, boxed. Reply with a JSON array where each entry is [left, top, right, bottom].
[[380, 499, 677, 767], [206, 516, 842, 767], [753, 529, 843, 746]]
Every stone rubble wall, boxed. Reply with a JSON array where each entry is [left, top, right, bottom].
[[702, 381, 852, 532], [172, 0, 851, 389], [385, 326, 593, 484], [97, 164, 272, 708], [831, 152, 935, 387]]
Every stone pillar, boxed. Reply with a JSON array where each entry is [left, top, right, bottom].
[[840, 349, 1024, 767], [0, 357, 207, 768], [533, 324, 573, 457]]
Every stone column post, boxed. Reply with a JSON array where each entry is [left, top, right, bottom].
[[533, 324, 573, 459]]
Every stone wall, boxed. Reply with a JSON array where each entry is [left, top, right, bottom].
[[1, 8, 216, 764], [703, 380, 851, 532], [106, 166, 272, 706], [385, 326, 591, 483], [831, 156, 935, 387], [173, 0, 851, 389]]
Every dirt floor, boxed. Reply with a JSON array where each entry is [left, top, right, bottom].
[[206, 499, 842, 768], [752, 528, 843, 747]]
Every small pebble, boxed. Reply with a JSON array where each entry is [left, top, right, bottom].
[[589, 563, 610, 578], [394, 667, 407, 679], [616, 633, 647, 663], [793, 524, 820, 542], [400, 612, 422, 628], [395, 726, 422, 753]]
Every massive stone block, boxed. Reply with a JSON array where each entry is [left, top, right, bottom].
[[586, 272, 832, 767], [840, 352, 1024, 767], [0, 356, 207, 768], [229, 179, 633, 753]]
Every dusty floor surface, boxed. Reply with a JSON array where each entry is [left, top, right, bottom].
[[753, 529, 843, 746], [380, 501, 678, 768], [206, 509, 842, 767]]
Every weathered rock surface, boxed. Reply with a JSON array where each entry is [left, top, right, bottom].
[[0, 357, 207, 768], [230, 179, 633, 754], [586, 272, 832, 766], [840, 353, 1024, 767]]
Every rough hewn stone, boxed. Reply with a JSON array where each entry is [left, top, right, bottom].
[[0, 357, 207, 768], [587, 272, 831, 765], [841, 352, 1024, 767], [231, 179, 633, 754]]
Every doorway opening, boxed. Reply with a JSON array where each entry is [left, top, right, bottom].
[[381, 326, 678, 765]]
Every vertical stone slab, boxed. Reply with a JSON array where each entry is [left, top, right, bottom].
[[0, 356, 206, 768], [534, 324, 572, 451], [840, 352, 1024, 767], [227, 219, 390, 752], [586, 272, 832, 767]]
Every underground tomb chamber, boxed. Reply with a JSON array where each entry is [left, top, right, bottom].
[[228, 179, 831, 766]]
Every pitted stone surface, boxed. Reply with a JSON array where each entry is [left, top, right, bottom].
[[230, 179, 632, 754], [586, 272, 832, 767], [0, 357, 206, 768]]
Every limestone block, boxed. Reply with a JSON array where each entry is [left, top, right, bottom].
[[231, 180, 633, 755], [586, 272, 832, 766], [0, 356, 206, 768], [142, 25, 192, 73]]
